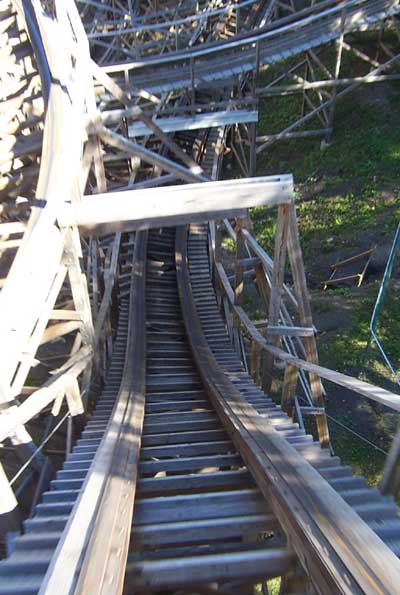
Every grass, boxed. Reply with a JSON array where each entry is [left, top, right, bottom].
[[248, 60, 400, 488], [253, 98, 400, 260]]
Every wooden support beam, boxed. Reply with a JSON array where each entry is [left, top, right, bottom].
[[126, 110, 258, 137], [281, 364, 299, 417], [98, 125, 207, 184], [286, 202, 330, 447], [250, 339, 261, 385], [58, 176, 293, 236], [254, 323, 315, 337], [262, 203, 290, 394], [0, 348, 92, 443], [40, 321, 81, 345]]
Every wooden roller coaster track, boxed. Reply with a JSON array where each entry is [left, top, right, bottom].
[[1, 1, 400, 593]]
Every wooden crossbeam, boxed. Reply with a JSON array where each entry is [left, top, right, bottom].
[[58, 176, 294, 236], [128, 110, 258, 136]]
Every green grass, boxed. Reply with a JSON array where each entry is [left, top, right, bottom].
[[250, 66, 400, 488], [315, 283, 400, 486], [318, 283, 400, 379]]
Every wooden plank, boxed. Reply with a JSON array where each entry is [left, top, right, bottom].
[[127, 110, 259, 136], [58, 175, 294, 235], [94, 233, 121, 344], [40, 232, 148, 595], [131, 512, 275, 544], [40, 321, 81, 345], [254, 323, 315, 337], [0, 462, 20, 536], [97, 125, 206, 184], [281, 364, 299, 417], [262, 204, 290, 393], [286, 202, 330, 446]]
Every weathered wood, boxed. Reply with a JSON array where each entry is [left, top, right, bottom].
[[40, 232, 148, 595], [281, 364, 299, 417], [58, 176, 294, 235], [127, 110, 258, 137], [94, 232, 121, 344], [286, 202, 330, 447], [254, 323, 315, 337], [262, 203, 290, 394], [0, 347, 92, 442], [126, 548, 294, 589], [250, 339, 261, 385], [233, 218, 249, 330], [98, 125, 206, 184]]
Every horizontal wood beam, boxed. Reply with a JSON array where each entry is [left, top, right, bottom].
[[128, 110, 258, 137], [58, 176, 294, 236], [254, 323, 315, 337]]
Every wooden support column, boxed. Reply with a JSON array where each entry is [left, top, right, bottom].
[[249, 122, 257, 177], [233, 217, 248, 325], [63, 227, 95, 403], [326, 12, 345, 142], [233, 217, 247, 356], [286, 201, 330, 447], [281, 363, 299, 418], [262, 204, 290, 394], [250, 340, 261, 385], [255, 261, 271, 314], [380, 424, 400, 497]]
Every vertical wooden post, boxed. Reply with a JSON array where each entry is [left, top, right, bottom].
[[286, 201, 330, 448], [326, 12, 345, 143], [262, 204, 290, 394], [255, 262, 271, 314], [250, 340, 261, 385], [215, 221, 222, 263], [232, 218, 247, 358], [233, 217, 248, 327], [249, 122, 257, 177], [281, 363, 299, 418], [64, 227, 95, 351], [64, 227, 96, 401], [380, 424, 400, 497]]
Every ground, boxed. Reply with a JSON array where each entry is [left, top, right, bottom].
[[225, 54, 400, 488]]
